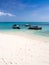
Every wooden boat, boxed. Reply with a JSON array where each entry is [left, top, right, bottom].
[[12, 24, 20, 29], [28, 26, 42, 30]]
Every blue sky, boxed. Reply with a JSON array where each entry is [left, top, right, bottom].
[[0, 0, 49, 22]]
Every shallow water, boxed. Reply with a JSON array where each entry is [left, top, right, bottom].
[[0, 22, 49, 37]]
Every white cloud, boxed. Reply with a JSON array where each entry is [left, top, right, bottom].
[[0, 11, 15, 16]]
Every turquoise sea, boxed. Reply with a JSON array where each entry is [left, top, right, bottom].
[[0, 22, 49, 37]]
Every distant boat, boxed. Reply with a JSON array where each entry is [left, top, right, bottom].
[[28, 26, 42, 30], [24, 24, 31, 27], [12, 24, 20, 29]]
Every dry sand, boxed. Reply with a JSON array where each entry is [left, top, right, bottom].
[[0, 32, 49, 65]]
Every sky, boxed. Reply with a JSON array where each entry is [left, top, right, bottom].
[[0, 0, 49, 22]]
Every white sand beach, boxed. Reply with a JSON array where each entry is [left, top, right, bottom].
[[0, 32, 49, 65]]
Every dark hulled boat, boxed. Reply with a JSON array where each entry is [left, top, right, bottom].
[[12, 24, 20, 29], [28, 26, 42, 30]]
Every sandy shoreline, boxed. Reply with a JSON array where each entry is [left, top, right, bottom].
[[0, 32, 49, 65]]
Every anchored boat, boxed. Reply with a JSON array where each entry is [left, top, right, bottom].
[[28, 26, 42, 30], [12, 24, 20, 29]]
